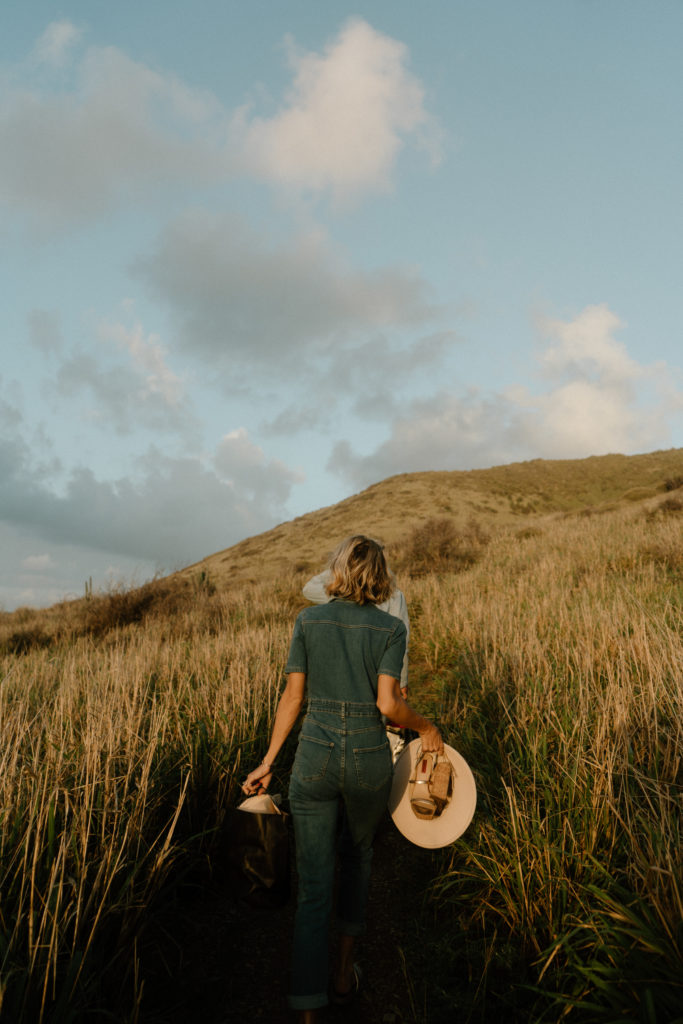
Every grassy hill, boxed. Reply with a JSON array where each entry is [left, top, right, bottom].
[[2, 447, 682, 652], [0, 446, 681, 1021], [180, 447, 683, 588]]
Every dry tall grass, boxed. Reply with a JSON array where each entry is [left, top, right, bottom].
[[409, 508, 683, 1019], [0, 582, 301, 1021], [1, 497, 682, 1021]]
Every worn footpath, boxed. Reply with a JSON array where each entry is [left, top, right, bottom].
[[135, 812, 452, 1024]]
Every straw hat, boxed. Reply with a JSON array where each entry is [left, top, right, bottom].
[[388, 739, 477, 848], [237, 793, 283, 815]]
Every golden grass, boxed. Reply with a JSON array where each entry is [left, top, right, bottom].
[[0, 583, 300, 1020], [411, 508, 683, 1015], [0, 449, 682, 1019]]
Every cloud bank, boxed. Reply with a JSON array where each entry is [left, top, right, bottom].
[[235, 17, 440, 200], [134, 211, 434, 366], [31, 20, 83, 67], [0, 415, 300, 566], [0, 41, 225, 225], [1, 18, 439, 227], [329, 305, 682, 486], [30, 313, 198, 440]]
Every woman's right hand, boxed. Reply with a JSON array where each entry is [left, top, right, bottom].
[[419, 722, 444, 754], [242, 763, 273, 795]]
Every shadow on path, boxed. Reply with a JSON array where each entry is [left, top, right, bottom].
[[136, 814, 444, 1024]]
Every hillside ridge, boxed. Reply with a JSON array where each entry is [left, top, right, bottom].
[[180, 447, 683, 588]]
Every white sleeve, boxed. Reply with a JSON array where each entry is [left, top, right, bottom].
[[386, 589, 410, 688], [302, 570, 332, 604]]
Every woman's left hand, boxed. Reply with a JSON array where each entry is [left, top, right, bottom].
[[242, 763, 273, 795]]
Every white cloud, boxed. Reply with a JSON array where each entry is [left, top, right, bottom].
[[537, 305, 642, 384], [331, 331, 454, 390], [0, 39, 226, 225], [32, 20, 83, 68], [0, 429, 300, 566], [333, 330, 456, 415], [135, 210, 433, 365], [329, 305, 683, 487], [34, 314, 197, 439], [327, 389, 516, 485], [2, 18, 438, 226], [512, 379, 647, 458], [259, 330, 456, 435], [214, 428, 303, 503], [236, 17, 441, 200], [514, 304, 670, 456]]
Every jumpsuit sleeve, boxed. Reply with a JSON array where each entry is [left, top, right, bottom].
[[377, 620, 407, 682], [285, 613, 308, 674]]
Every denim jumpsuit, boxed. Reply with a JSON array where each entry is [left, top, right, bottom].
[[285, 598, 407, 1011]]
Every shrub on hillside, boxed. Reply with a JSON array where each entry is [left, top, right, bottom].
[[83, 579, 173, 635], [646, 496, 683, 521], [2, 626, 52, 655], [1, 576, 203, 654], [641, 541, 683, 574], [516, 526, 544, 540], [664, 474, 683, 491], [395, 516, 490, 576]]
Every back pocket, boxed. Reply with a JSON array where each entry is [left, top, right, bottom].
[[353, 741, 391, 791], [295, 734, 334, 782]]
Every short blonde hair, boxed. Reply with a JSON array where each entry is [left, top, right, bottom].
[[325, 535, 393, 605]]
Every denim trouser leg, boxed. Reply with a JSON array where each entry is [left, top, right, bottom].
[[337, 776, 391, 934], [288, 794, 338, 1010], [287, 700, 392, 1011], [337, 814, 374, 936]]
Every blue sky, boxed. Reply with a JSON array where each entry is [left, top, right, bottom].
[[2, 1, 682, 609]]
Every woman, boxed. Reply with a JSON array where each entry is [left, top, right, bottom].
[[242, 535, 443, 1023], [301, 557, 412, 765]]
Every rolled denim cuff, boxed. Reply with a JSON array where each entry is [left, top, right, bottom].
[[288, 990, 329, 1010]]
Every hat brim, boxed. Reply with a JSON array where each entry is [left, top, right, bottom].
[[237, 793, 282, 815], [388, 739, 477, 849]]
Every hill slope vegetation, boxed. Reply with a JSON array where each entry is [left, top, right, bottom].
[[180, 447, 683, 589], [0, 448, 681, 1022]]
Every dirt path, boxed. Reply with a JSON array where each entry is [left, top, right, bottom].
[[136, 813, 449, 1024]]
